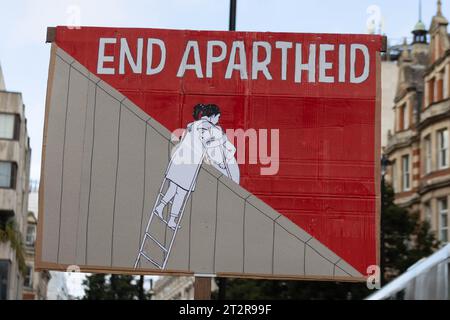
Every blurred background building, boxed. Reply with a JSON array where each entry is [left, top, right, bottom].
[[0, 62, 32, 300], [22, 211, 51, 300], [152, 276, 217, 300], [386, 0, 450, 245], [22, 181, 51, 300], [0, 64, 58, 300]]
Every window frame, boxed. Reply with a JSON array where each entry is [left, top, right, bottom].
[[23, 265, 33, 289], [0, 161, 18, 190], [402, 154, 411, 191], [0, 260, 10, 300], [424, 134, 432, 174], [428, 77, 435, 106], [437, 128, 449, 170], [25, 224, 36, 247], [438, 197, 448, 243], [0, 113, 20, 141], [402, 103, 409, 130]]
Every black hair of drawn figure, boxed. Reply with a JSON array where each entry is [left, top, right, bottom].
[[193, 104, 221, 120]]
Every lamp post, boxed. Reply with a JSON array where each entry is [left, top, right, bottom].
[[380, 154, 391, 287], [229, 0, 237, 31], [216, 0, 238, 301]]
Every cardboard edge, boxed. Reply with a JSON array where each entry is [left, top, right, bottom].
[[35, 41, 376, 283], [46, 27, 56, 43], [34, 261, 367, 283], [375, 48, 382, 271], [381, 35, 388, 53], [35, 43, 57, 269]]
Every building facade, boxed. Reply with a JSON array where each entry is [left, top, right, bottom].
[[386, 1, 450, 244], [22, 211, 51, 300], [152, 276, 217, 300], [0, 62, 32, 300], [23, 184, 51, 300]]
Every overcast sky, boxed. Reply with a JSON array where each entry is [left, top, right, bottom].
[[0, 0, 446, 298]]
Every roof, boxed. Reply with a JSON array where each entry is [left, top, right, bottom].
[[430, 1, 449, 30], [413, 20, 427, 33], [395, 42, 428, 100]]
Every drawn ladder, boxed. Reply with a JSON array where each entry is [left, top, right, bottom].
[[133, 153, 206, 270]]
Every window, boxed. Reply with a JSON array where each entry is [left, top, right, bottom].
[[402, 155, 410, 191], [437, 129, 449, 169], [398, 103, 408, 131], [23, 266, 33, 289], [25, 225, 36, 247], [0, 212, 13, 230], [438, 198, 448, 243], [424, 201, 432, 224], [428, 78, 435, 105], [424, 135, 432, 174], [0, 162, 17, 189], [437, 74, 444, 101], [0, 113, 19, 140], [0, 260, 9, 300], [402, 103, 409, 130]]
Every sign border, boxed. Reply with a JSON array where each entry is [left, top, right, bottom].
[[36, 29, 385, 282]]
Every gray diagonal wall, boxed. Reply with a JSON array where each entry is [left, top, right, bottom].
[[39, 46, 364, 280]]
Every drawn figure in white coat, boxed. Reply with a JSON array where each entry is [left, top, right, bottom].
[[154, 104, 240, 230]]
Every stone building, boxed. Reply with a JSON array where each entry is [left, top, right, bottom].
[[386, 1, 450, 244], [152, 276, 217, 300], [22, 210, 51, 300], [0, 62, 32, 299]]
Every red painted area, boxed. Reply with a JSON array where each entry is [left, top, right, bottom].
[[54, 26, 382, 274]]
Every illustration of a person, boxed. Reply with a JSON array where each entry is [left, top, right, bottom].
[[154, 104, 240, 230]]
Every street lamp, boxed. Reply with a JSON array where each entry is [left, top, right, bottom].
[[229, 0, 237, 31], [380, 153, 392, 287], [381, 154, 391, 177], [216, 0, 238, 300]]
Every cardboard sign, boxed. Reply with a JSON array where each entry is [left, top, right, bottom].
[[37, 26, 383, 281]]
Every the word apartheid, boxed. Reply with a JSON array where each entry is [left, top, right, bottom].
[[97, 38, 371, 84]]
